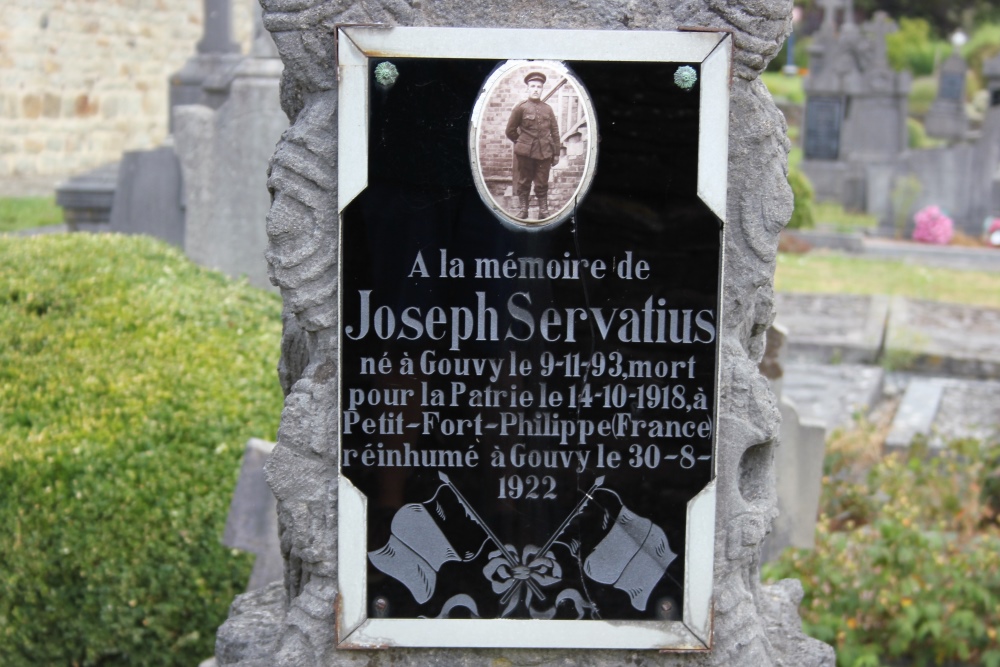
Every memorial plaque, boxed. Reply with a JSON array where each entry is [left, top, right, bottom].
[[803, 95, 843, 160], [938, 70, 965, 102], [336, 27, 729, 650]]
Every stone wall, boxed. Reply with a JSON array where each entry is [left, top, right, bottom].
[[0, 0, 253, 179]]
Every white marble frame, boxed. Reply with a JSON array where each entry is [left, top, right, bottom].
[[337, 25, 731, 651]]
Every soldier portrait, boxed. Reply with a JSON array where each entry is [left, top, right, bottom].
[[470, 61, 598, 228]]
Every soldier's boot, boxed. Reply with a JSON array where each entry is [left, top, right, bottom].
[[538, 196, 549, 219], [518, 195, 530, 219]]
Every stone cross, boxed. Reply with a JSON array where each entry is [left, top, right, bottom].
[[865, 11, 897, 69], [818, 0, 844, 33], [196, 0, 239, 55], [843, 0, 856, 26]]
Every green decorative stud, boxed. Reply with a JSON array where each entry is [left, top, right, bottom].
[[374, 61, 399, 88], [674, 65, 697, 91]]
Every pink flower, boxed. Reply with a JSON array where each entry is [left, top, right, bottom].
[[988, 218, 1000, 247], [912, 205, 954, 245]]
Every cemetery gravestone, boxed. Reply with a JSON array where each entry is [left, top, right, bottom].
[[925, 53, 969, 142], [213, 2, 835, 666], [109, 146, 185, 247]]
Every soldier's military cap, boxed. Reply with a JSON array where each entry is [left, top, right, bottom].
[[523, 71, 547, 85]]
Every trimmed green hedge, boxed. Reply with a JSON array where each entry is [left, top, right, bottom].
[[0, 234, 283, 666], [787, 167, 816, 230]]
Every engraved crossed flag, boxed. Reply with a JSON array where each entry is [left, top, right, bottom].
[[367, 502, 462, 604], [368, 472, 676, 615], [584, 507, 677, 611]]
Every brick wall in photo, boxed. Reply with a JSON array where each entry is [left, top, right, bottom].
[[477, 64, 592, 217]]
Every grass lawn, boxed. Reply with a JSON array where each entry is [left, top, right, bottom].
[[811, 202, 879, 232], [0, 197, 63, 233], [776, 251, 1000, 309], [0, 234, 283, 667], [761, 71, 805, 105]]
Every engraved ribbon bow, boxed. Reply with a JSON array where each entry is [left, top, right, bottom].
[[483, 544, 562, 617]]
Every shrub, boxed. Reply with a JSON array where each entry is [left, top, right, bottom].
[[766, 34, 811, 74], [761, 71, 806, 105], [907, 76, 939, 118], [0, 234, 283, 666], [891, 174, 923, 239], [886, 18, 948, 77], [787, 167, 816, 230], [765, 428, 1000, 667], [912, 205, 954, 244], [906, 117, 942, 150], [963, 22, 1000, 87]]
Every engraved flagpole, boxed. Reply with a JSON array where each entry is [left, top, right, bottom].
[[437, 471, 545, 600]]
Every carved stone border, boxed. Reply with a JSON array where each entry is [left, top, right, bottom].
[[213, 2, 838, 665]]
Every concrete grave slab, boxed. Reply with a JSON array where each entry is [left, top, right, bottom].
[[884, 378, 946, 451], [930, 379, 1000, 448], [775, 293, 890, 364], [884, 296, 1000, 379], [885, 377, 1000, 452], [783, 362, 885, 433]]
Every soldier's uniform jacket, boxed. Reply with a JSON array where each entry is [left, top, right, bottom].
[[506, 99, 560, 160]]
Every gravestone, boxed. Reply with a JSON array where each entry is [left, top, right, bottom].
[[838, 13, 910, 164], [983, 53, 1000, 107], [173, 48, 286, 290], [802, 10, 910, 214], [213, 2, 835, 666], [108, 1, 284, 285], [55, 162, 119, 232], [168, 0, 243, 125], [222, 439, 283, 592], [925, 52, 969, 142], [109, 145, 185, 247], [758, 325, 827, 562]]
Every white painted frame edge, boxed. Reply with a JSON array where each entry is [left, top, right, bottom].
[[336, 25, 730, 650]]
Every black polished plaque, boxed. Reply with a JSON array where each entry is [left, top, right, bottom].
[[335, 27, 728, 649], [803, 95, 844, 160], [938, 70, 965, 102]]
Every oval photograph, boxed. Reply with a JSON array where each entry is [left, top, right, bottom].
[[470, 60, 598, 230]]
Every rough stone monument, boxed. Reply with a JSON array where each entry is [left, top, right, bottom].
[[801, 7, 910, 213], [213, 1, 834, 665]]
